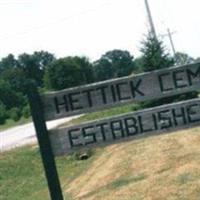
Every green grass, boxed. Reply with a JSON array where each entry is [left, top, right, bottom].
[[2, 103, 200, 199], [2, 126, 200, 199], [60, 103, 141, 128], [0, 146, 101, 200], [0, 117, 31, 131]]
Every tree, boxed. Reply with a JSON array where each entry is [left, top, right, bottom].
[[0, 80, 26, 110], [0, 51, 56, 123], [196, 57, 200, 63], [72, 56, 94, 84], [140, 33, 174, 72], [93, 49, 135, 81], [0, 67, 25, 92], [44, 56, 94, 90], [139, 33, 188, 108], [0, 54, 18, 72], [18, 51, 55, 87], [175, 52, 195, 65], [134, 56, 144, 73]]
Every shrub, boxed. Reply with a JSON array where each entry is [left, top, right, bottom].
[[9, 107, 21, 122], [0, 103, 7, 124], [131, 104, 142, 111], [22, 105, 31, 118]]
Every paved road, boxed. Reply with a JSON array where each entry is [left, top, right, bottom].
[[0, 116, 80, 152]]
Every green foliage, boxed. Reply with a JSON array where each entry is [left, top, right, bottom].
[[0, 117, 31, 131], [139, 33, 177, 107], [93, 49, 135, 81], [9, 107, 21, 122], [22, 105, 31, 118], [134, 56, 144, 73], [73, 56, 94, 83], [0, 67, 26, 92], [0, 102, 7, 124], [141, 91, 198, 109], [0, 54, 18, 72], [0, 146, 95, 200], [18, 51, 55, 87], [0, 80, 26, 110], [140, 33, 174, 72], [0, 48, 197, 125], [175, 52, 195, 65], [44, 56, 94, 90], [61, 103, 141, 128]]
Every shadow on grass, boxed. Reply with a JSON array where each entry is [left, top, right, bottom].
[[79, 173, 147, 199]]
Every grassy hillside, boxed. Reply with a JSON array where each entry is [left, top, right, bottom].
[[1, 125, 200, 200]]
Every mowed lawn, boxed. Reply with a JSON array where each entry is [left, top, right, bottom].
[[1, 124, 200, 200]]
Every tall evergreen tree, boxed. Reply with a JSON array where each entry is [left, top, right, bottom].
[[139, 33, 197, 108], [140, 32, 174, 72]]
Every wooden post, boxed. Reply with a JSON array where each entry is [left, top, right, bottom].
[[27, 82, 64, 200]]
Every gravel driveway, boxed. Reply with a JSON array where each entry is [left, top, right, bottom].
[[0, 115, 80, 152]]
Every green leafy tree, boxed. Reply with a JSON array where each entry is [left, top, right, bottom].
[[175, 52, 195, 65], [44, 56, 94, 90], [72, 56, 94, 84], [0, 80, 26, 110], [93, 49, 135, 81], [18, 51, 55, 87], [0, 51, 55, 123], [0, 54, 18, 72], [0, 67, 25, 92]]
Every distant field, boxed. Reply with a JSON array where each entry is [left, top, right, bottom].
[[1, 125, 200, 200]]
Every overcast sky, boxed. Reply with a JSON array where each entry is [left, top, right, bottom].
[[0, 0, 199, 61]]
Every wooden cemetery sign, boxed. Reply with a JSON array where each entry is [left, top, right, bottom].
[[42, 62, 200, 120], [49, 98, 200, 156], [28, 62, 200, 200]]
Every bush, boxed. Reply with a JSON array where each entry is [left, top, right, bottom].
[[22, 105, 31, 118], [140, 91, 198, 109], [131, 104, 142, 111], [9, 107, 21, 122], [0, 103, 7, 124]]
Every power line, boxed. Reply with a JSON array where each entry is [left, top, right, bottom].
[[0, 2, 112, 40]]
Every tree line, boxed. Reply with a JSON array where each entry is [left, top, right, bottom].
[[0, 32, 199, 124]]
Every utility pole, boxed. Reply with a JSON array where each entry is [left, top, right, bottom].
[[167, 28, 176, 57], [144, 0, 157, 40]]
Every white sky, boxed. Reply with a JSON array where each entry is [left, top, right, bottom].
[[0, 0, 199, 61]]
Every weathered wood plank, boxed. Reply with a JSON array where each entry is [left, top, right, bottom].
[[49, 98, 200, 156], [42, 62, 200, 121]]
